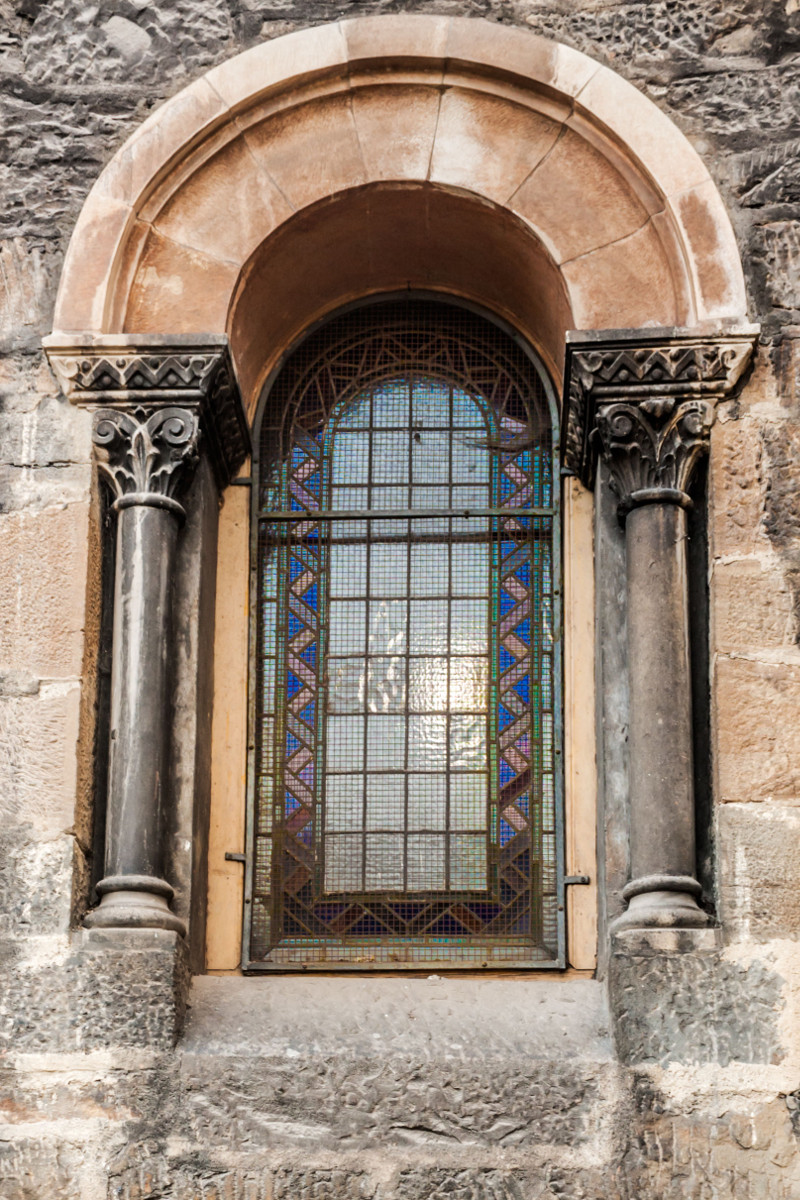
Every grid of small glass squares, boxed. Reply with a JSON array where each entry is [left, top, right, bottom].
[[325, 377, 490, 893]]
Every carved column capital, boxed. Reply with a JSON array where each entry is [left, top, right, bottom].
[[93, 406, 200, 518], [562, 325, 759, 505], [594, 396, 715, 513], [44, 334, 251, 490]]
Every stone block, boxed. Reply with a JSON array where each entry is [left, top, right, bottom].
[[673, 178, 745, 321], [561, 221, 679, 329], [667, 62, 800, 145], [620, 1081, 800, 1200], [0, 238, 60, 352], [243, 92, 365, 213], [773, 330, 800, 412], [0, 352, 63, 416], [175, 975, 615, 1154], [0, 505, 90, 679], [709, 416, 768, 557], [177, 1051, 609, 1152], [523, 1, 752, 68], [734, 139, 800, 208], [0, 928, 189, 1052], [273, 1169, 375, 1199], [609, 929, 783, 1066], [430, 87, 559, 207], [512, 126, 650, 263], [23, 0, 234, 89], [715, 657, 800, 803], [394, 1170, 540, 1200], [718, 802, 800, 941], [124, 229, 236, 335], [0, 1135, 91, 1200], [352, 84, 440, 184], [762, 421, 800, 550], [343, 13, 449, 67], [152, 132, 293, 266], [0, 393, 91, 470], [0, 462, 91, 512], [207, 18, 346, 109], [0, 828, 74, 937], [753, 221, 800, 314], [712, 559, 795, 653], [0, 688, 82, 838], [0, 87, 140, 243]]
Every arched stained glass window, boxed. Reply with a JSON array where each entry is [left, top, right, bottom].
[[246, 299, 563, 969]]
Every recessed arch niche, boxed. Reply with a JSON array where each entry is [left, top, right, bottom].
[[47, 14, 750, 971], [53, 13, 747, 417]]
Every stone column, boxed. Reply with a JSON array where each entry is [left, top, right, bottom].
[[87, 406, 199, 930], [563, 327, 757, 929], [45, 336, 250, 933]]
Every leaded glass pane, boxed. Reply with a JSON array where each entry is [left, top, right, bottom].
[[251, 299, 561, 968]]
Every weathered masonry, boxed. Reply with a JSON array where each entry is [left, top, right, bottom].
[[2, 7, 800, 1199]]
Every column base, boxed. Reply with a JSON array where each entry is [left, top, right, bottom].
[[84, 874, 186, 936], [610, 874, 708, 932]]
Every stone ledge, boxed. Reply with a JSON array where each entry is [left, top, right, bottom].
[[182, 974, 612, 1061]]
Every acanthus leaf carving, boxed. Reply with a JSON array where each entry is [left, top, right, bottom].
[[594, 396, 715, 510], [93, 406, 200, 511]]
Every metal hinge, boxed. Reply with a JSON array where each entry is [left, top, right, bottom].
[[565, 874, 591, 886], [225, 852, 246, 863]]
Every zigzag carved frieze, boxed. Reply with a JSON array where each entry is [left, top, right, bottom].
[[572, 344, 749, 393], [52, 352, 220, 397]]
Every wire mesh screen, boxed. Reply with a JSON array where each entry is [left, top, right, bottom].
[[249, 299, 562, 968]]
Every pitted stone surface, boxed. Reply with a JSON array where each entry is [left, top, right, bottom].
[[609, 933, 784, 1066], [0, 930, 189, 1052], [175, 978, 615, 1151]]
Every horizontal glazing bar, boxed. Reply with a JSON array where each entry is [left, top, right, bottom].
[[258, 507, 557, 520]]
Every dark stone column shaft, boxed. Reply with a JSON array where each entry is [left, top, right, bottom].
[[595, 395, 712, 929], [100, 506, 179, 908], [622, 500, 704, 926]]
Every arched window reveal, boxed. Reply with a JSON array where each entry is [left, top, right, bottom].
[[247, 300, 562, 969]]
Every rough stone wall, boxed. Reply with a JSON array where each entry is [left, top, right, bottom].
[[1, 1, 799, 1197]]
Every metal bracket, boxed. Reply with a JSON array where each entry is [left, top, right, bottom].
[[565, 874, 590, 886], [225, 852, 246, 863]]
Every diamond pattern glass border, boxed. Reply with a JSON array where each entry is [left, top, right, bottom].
[[245, 298, 563, 969]]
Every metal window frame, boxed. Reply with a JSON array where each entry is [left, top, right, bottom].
[[241, 292, 565, 972]]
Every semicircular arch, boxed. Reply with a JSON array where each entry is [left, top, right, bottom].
[[52, 14, 748, 413]]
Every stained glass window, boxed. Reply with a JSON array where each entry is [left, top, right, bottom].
[[246, 299, 563, 969]]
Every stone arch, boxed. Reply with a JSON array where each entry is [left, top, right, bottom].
[[52, 14, 748, 415]]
